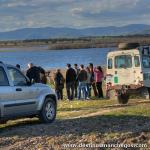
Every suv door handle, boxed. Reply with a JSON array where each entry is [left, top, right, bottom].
[[16, 88, 22, 91]]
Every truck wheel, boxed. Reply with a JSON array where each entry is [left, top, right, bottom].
[[117, 93, 129, 104], [39, 98, 56, 123]]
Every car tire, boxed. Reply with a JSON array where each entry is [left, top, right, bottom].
[[39, 98, 56, 123]]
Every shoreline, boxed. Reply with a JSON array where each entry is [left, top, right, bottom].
[[0, 36, 150, 50], [0, 45, 49, 52]]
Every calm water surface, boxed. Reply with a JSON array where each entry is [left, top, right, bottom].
[[0, 47, 114, 70]]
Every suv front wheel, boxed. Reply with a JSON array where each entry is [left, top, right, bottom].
[[39, 97, 56, 123]]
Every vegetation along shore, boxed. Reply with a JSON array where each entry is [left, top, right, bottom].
[[0, 35, 150, 50]]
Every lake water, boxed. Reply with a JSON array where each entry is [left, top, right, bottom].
[[0, 47, 114, 70]]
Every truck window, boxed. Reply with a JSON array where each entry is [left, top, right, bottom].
[[142, 55, 150, 68], [115, 55, 132, 68], [134, 56, 140, 67], [108, 58, 113, 69], [0, 67, 9, 86]]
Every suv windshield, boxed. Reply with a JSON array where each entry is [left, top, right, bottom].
[[142, 55, 150, 68], [115, 55, 132, 68], [8, 67, 27, 86]]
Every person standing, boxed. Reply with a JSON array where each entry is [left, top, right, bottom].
[[89, 63, 98, 97], [66, 64, 76, 100], [54, 69, 65, 100], [38, 66, 47, 84], [77, 64, 88, 100], [94, 66, 104, 98], [26, 63, 40, 83], [86, 66, 92, 99], [16, 64, 21, 70], [74, 64, 80, 98]]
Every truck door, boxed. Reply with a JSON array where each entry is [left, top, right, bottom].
[[114, 55, 134, 85], [106, 57, 114, 84], [133, 55, 142, 84], [142, 55, 150, 87]]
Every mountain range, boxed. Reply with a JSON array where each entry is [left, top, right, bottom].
[[0, 24, 150, 40]]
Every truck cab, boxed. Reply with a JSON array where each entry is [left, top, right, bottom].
[[106, 43, 150, 104]]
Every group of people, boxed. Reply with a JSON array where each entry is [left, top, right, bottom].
[[16, 62, 104, 101], [54, 63, 104, 100], [16, 63, 47, 84]]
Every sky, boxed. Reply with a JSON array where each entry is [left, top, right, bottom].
[[0, 0, 150, 32]]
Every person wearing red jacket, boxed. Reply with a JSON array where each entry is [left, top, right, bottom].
[[94, 66, 104, 98]]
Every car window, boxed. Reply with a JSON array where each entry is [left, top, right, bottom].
[[8, 67, 27, 86], [0, 67, 9, 86], [108, 58, 113, 69], [134, 56, 140, 67], [115, 55, 132, 68]]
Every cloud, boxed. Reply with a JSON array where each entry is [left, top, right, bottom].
[[71, 0, 140, 15], [70, 0, 150, 26], [71, 8, 83, 15], [0, 0, 150, 31], [7, 2, 27, 8], [71, 0, 140, 17]]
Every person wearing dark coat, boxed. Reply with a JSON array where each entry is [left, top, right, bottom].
[[26, 63, 40, 83], [66, 64, 76, 100], [16, 64, 21, 70], [77, 64, 88, 100], [74, 64, 80, 98], [54, 69, 64, 100], [38, 66, 47, 84], [89, 63, 98, 97]]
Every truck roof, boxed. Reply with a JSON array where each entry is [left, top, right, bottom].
[[107, 48, 140, 57]]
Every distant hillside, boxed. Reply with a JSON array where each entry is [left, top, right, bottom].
[[137, 29, 150, 35], [0, 24, 150, 40]]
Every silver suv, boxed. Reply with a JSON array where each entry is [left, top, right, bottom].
[[0, 62, 57, 124]]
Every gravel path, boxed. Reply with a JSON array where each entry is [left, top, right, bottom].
[[0, 101, 150, 150]]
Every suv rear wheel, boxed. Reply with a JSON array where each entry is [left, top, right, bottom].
[[39, 98, 56, 123]]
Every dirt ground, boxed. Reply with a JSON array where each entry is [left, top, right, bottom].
[[0, 100, 150, 150]]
